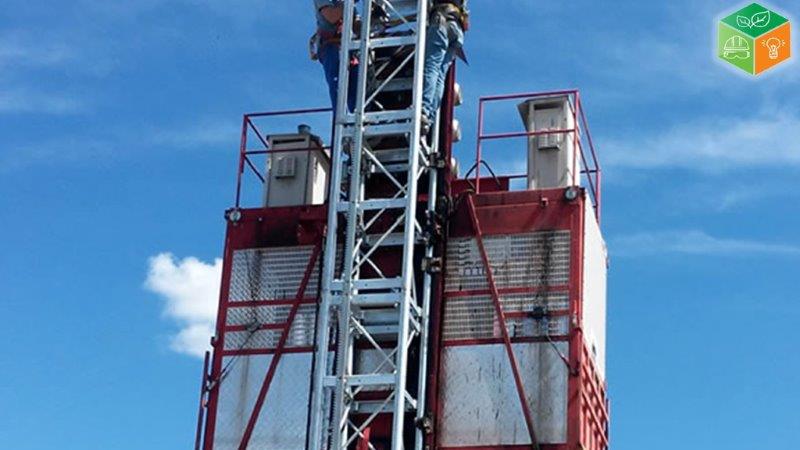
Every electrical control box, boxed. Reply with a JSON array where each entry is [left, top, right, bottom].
[[264, 132, 329, 207], [518, 96, 579, 190]]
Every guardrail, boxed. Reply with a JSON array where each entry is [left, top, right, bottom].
[[233, 107, 333, 208], [474, 89, 602, 221]]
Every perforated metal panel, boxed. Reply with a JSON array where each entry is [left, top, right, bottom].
[[443, 292, 570, 341], [223, 306, 317, 351], [445, 231, 571, 292], [229, 246, 320, 302], [224, 245, 319, 353], [443, 231, 572, 342]]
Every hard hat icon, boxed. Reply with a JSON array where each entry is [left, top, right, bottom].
[[723, 35, 751, 59]]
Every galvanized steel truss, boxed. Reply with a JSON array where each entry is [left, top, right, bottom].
[[309, 1, 436, 450]]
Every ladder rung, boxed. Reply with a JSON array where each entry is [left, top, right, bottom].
[[346, 34, 417, 51], [364, 110, 414, 124], [336, 197, 407, 212], [363, 324, 399, 339], [322, 374, 400, 389], [360, 198, 407, 210], [331, 278, 404, 292], [347, 373, 397, 387], [370, 34, 418, 49], [353, 399, 397, 414], [365, 122, 415, 137], [341, 122, 415, 137], [352, 292, 402, 307], [335, 198, 405, 212], [355, 278, 404, 290], [364, 232, 406, 247]]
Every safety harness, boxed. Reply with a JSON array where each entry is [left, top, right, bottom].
[[432, 0, 470, 30]]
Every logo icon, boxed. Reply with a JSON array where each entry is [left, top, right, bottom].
[[718, 3, 792, 75]]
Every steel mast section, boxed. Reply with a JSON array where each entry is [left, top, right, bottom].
[[308, 1, 436, 450]]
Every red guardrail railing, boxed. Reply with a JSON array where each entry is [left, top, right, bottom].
[[474, 90, 602, 222], [234, 107, 333, 208]]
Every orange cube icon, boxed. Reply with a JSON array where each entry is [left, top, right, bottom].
[[755, 22, 791, 74]]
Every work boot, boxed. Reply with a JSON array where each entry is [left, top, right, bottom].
[[420, 113, 432, 137]]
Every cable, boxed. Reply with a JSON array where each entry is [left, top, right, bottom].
[[462, 159, 503, 190], [208, 250, 266, 391]]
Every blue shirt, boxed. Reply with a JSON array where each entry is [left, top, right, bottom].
[[314, 0, 341, 34]]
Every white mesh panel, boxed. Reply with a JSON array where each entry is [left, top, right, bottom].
[[445, 231, 571, 292], [229, 246, 320, 302]]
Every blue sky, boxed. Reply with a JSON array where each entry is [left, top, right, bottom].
[[2, 1, 799, 448]]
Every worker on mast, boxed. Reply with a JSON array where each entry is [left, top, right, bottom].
[[311, 0, 358, 113], [421, 0, 468, 135]]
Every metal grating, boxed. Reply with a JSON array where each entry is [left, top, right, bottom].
[[443, 293, 570, 341], [223, 310, 317, 351], [443, 231, 572, 341], [225, 304, 317, 328], [445, 231, 571, 292], [228, 246, 320, 302]]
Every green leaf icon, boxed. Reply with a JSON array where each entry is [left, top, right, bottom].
[[751, 10, 771, 28], [737, 15, 752, 28]]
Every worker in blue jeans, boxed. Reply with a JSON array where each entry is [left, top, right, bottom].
[[312, 0, 358, 114], [421, 0, 468, 135]]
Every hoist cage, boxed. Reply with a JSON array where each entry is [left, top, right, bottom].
[[195, 89, 608, 450]]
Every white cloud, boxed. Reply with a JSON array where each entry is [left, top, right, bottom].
[[0, 34, 74, 70], [612, 230, 800, 258], [604, 108, 800, 171], [0, 136, 114, 172], [0, 89, 84, 115], [149, 118, 241, 148], [145, 253, 222, 358]]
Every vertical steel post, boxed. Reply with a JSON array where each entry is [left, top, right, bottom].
[[194, 351, 210, 450]]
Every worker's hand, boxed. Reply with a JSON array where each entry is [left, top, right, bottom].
[[309, 32, 320, 61]]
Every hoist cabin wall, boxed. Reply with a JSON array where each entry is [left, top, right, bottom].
[[431, 186, 609, 450], [202, 206, 326, 450]]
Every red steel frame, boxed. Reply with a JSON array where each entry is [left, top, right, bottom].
[[433, 188, 609, 450], [199, 107, 333, 450], [465, 193, 542, 450], [199, 88, 608, 450], [201, 207, 327, 449], [237, 243, 322, 449], [233, 107, 333, 209], [474, 90, 602, 222], [431, 89, 607, 450]]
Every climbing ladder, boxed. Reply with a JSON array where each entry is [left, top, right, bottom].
[[308, 1, 437, 449]]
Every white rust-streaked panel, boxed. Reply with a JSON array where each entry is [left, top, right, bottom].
[[582, 199, 607, 379], [213, 353, 312, 450], [439, 343, 569, 446]]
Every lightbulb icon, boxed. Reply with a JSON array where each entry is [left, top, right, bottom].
[[763, 37, 785, 60]]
